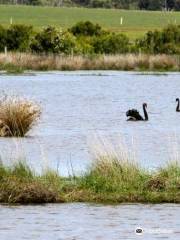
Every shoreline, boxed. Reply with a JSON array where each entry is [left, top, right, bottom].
[[0, 53, 179, 73], [0, 158, 179, 205]]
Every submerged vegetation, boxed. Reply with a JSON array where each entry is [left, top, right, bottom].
[[0, 153, 179, 204], [0, 95, 41, 137]]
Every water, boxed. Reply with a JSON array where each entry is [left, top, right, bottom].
[[0, 71, 180, 239], [0, 71, 180, 175], [0, 203, 179, 240]]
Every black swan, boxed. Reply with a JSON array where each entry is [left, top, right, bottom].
[[126, 103, 148, 121], [176, 98, 180, 112]]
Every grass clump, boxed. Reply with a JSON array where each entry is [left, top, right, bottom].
[[0, 162, 59, 204], [77, 156, 180, 203], [79, 156, 147, 193], [77, 155, 149, 203], [4, 63, 24, 74], [0, 149, 180, 204], [0, 95, 41, 137]]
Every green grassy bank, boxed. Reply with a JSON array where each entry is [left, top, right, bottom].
[[0, 156, 179, 204], [0, 5, 180, 39]]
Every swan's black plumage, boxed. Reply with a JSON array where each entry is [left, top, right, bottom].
[[176, 98, 180, 112], [126, 103, 148, 121], [126, 109, 143, 121]]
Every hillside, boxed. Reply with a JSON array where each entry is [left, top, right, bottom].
[[0, 5, 179, 38]]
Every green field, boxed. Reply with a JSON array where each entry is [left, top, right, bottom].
[[0, 5, 180, 39]]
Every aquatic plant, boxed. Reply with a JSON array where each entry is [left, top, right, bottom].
[[0, 95, 41, 137]]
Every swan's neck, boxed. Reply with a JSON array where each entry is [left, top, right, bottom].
[[143, 105, 148, 121], [176, 99, 180, 111]]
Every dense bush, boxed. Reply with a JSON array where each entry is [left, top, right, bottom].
[[70, 21, 103, 36], [0, 26, 7, 52], [139, 0, 180, 10], [31, 26, 76, 54], [0, 22, 179, 55], [136, 24, 180, 54], [6, 24, 33, 51], [175, 0, 180, 10], [90, 0, 112, 8], [76, 36, 95, 54], [93, 33, 129, 54]]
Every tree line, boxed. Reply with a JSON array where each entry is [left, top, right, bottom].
[[0, 0, 180, 11], [0, 21, 179, 55]]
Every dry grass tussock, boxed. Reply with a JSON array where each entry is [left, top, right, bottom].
[[0, 53, 179, 71], [0, 95, 41, 137]]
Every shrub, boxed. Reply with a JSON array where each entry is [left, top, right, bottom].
[[0, 25, 7, 52], [31, 26, 76, 54], [136, 24, 180, 54], [75, 36, 95, 54], [70, 21, 103, 36], [6, 24, 33, 51], [93, 33, 130, 54], [89, 0, 112, 8], [0, 95, 41, 137]]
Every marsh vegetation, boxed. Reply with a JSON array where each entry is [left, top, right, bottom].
[[0, 153, 179, 204], [0, 53, 179, 72], [0, 95, 41, 137]]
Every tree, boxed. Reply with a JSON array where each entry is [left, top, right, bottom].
[[138, 0, 149, 9], [174, 0, 180, 9]]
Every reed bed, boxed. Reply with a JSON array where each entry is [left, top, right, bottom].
[[0, 95, 41, 137], [0, 53, 179, 72]]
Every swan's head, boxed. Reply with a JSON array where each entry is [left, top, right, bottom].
[[176, 98, 179, 102], [126, 110, 131, 117], [143, 103, 147, 108]]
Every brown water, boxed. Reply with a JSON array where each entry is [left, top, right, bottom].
[[0, 71, 180, 175], [0, 203, 179, 239]]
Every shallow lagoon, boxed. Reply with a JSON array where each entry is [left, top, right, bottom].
[[0, 203, 179, 240], [0, 71, 180, 175], [0, 71, 180, 239]]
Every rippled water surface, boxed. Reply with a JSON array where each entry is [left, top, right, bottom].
[[0, 71, 180, 239], [0, 203, 179, 240], [0, 71, 180, 174]]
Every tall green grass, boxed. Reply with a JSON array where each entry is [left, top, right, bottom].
[[0, 162, 59, 203], [0, 155, 179, 204]]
